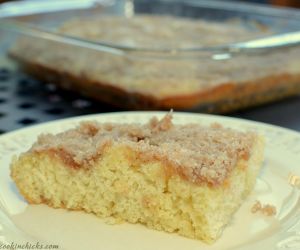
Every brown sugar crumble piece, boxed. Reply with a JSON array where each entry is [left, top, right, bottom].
[[251, 200, 262, 213], [251, 200, 277, 216], [262, 204, 277, 216]]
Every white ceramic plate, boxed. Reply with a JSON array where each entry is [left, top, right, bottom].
[[0, 112, 300, 250]]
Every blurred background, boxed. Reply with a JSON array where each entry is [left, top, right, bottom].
[[0, 0, 299, 7], [238, 0, 300, 7], [0, 0, 300, 133]]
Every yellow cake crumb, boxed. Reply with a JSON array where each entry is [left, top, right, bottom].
[[288, 173, 300, 188]]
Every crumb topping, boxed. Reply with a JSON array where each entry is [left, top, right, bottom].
[[31, 114, 256, 186], [58, 15, 269, 49], [288, 173, 300, 188], [251, 200, 277, 216]]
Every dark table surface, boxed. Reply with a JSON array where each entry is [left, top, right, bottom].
[[1, 58, 300, 134]]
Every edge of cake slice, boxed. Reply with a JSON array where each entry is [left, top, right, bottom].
[[10, 114, 264, 243]]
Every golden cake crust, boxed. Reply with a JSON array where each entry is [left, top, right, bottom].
[[8, 56, 300, 112]]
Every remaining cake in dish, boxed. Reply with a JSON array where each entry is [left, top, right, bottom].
[[10, 114, 264, 243], [9, 15, 300, 112]]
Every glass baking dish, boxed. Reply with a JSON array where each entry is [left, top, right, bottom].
[[1, 0, 300, 112]]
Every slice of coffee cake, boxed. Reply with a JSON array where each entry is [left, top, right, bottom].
[[10, 114, 264, 243]]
